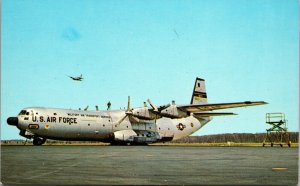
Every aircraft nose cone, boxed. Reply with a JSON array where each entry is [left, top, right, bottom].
[[7, 117, 18, 126]]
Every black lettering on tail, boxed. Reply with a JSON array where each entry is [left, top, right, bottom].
[[190, 77, 208, 105]]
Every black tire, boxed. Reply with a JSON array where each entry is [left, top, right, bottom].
[[33, 137, 46, 145]]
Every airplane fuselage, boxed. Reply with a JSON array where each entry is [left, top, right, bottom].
[[11, 107, 210, 144]]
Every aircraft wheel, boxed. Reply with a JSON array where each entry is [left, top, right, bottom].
[[33, 137, 46, 145]]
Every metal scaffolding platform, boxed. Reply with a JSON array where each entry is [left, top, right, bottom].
[[263, 113, 291, 147]]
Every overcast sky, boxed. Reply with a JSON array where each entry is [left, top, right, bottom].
[[2, 0, 298, 139]]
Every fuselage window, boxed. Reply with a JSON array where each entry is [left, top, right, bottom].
[[26, 112, 30, 115], [54, 113, 57, 115], [18, 110, 27, 115], [36, 112, 38, 115], [103, 124, 105, 127]]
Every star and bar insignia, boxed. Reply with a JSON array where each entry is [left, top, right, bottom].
[[176, 123, 186, 131]]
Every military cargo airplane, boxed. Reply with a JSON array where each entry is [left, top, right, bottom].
[[7, 77, 267, 145], [68, 74, 83, 81]]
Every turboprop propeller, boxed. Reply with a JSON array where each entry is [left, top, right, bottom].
[[116, 96, 139, 126], [116, 96, 180, 126], [147, 99, 158, 112], [146, 99, 171, 114]]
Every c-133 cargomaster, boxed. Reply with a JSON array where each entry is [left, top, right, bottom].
[[7, 77, 267, 145]]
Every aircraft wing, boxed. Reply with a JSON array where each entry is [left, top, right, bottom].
[[193, 112, 237, 117], [178, 101, 267, 113]]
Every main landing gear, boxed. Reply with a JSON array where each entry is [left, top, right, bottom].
[[33, 137, 46, 145]]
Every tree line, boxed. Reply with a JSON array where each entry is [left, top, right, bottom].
[[172, 132, 298, 143], [2, 132, 298, 145]]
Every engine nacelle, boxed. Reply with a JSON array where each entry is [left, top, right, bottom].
[[160, 104, 187, 118], [131, 107, 157, 120]]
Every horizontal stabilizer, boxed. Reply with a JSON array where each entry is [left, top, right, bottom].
[[178, 101, 267, 113], [193, 112, 237, 117]]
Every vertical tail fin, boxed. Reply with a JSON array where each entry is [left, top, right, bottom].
[[190, 77, 208, 105]]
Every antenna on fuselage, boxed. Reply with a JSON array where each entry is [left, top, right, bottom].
[[95, 105, 99, 111]]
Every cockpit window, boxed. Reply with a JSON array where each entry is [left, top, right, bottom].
[[18, 110, 27, 115]]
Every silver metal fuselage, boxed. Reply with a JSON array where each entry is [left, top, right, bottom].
[[16, 107, 211, 142]]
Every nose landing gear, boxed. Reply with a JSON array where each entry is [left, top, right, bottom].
[[33, 137, 46, 145]]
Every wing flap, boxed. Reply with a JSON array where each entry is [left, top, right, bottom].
[[178, 101, 267, 112]]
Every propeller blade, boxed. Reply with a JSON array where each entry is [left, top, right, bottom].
[[117, 114, 128, 125], [158, 103, 171, 111], [126, 96, 132, 113], [147, 99, 158, 112], [117, 96, 134, 125]]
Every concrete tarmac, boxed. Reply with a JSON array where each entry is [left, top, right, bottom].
[[1, 146, 298, 185]]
